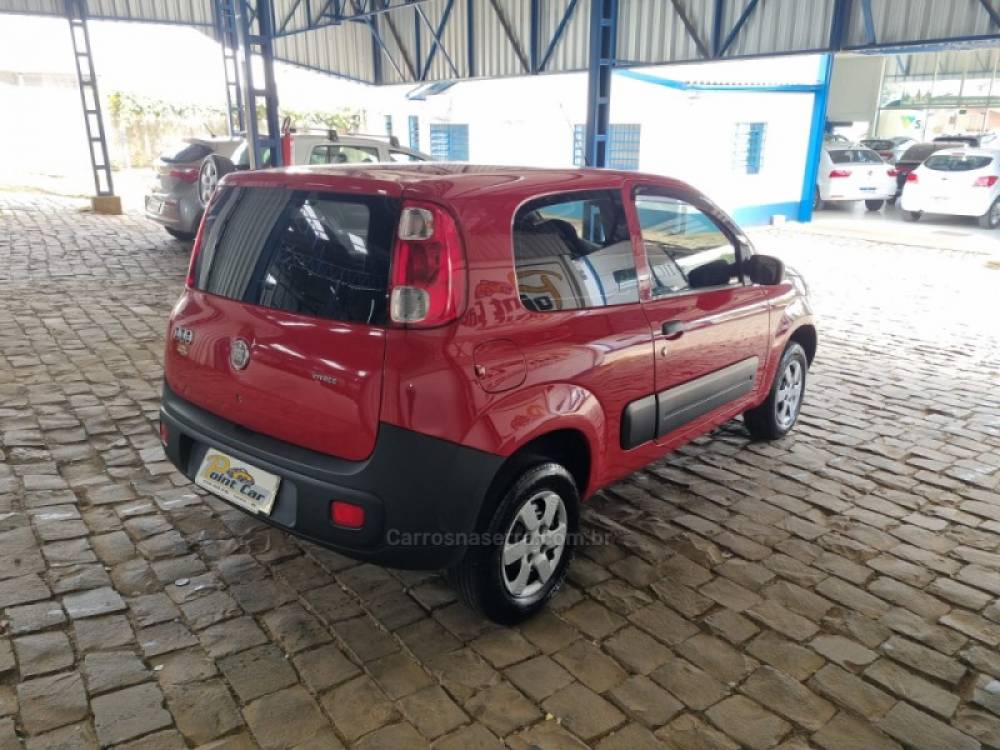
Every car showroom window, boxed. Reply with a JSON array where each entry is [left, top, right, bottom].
[[633, 192, 741, 296], [514, 191, 638, 311]]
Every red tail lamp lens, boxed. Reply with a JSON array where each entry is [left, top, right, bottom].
[[389, 202, 467, 328], [331, 501, 365, 529]]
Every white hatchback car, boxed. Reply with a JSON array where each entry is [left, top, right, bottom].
[[900, 148, 1000, 229], [815, 146, 897, 212]]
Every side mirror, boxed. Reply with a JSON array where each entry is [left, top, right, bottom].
[[746, 254, 785, 286]]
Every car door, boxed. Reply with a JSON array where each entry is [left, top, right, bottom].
[[627, 185, 771, 447]]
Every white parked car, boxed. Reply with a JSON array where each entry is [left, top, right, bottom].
[[900, 148, 1000, 229], [815, 146, 897, 212]]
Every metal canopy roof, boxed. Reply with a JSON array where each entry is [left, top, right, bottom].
[[5, 0, 1000, 85]]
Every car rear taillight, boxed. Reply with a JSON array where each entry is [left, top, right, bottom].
[[906, 172, 918, 183], [887, 169, 898, 177], [974, 175, 999, 187], [829, 170, 851, 178], [389, 201, 467, 328], [169, 167, 198, 183]]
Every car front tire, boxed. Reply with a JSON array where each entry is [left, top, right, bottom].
[[865, 199, 885, 212], [164, 227, 196, 241], [448, 462, 579, 625], [744, 342, 808, 441], [978, 198, 1000, 229]]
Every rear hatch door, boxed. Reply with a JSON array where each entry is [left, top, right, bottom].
[[826, 149, 889, 198], [919, 152, 996, 210], [167, 180, 401, 461]]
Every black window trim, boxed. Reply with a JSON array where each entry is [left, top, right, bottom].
[[511, 187, 639, 314], [630, 184, 751, 301]]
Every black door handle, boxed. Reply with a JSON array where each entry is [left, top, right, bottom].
[[661, 320, 685, 339]]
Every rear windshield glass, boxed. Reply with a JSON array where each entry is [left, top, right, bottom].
[[924, 154, 993, 172], [191, 186, 399, 325], [862, 140, 894, 151], [160, 142, 213, 164], [828, 149, 882, 164]]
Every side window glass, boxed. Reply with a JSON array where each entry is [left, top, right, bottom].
[[389, 150, 424, 162], [514, 191, 638, 311], [309, 146, 330, 165], [633, 194, 740, 296], [329, 146, 379, 164]]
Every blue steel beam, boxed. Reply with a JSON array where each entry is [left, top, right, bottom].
[[712, 0, 726, 57], [235, 0, 282, 168], [981, 0, 1000, 28], [584, 0, 618, 168], [668, 0, 710, 59], [539, 0, 581, 72], [417, 0, 458, 79], [466, 0, 475, 76], [798, 54, 833, 222], [828, 0, 854, 49], [860, 0, 876, 44], [530, 0, 540, 72], [718, 0, 761, 57]]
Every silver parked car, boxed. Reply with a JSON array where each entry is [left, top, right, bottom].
[[145, 137, 241, 240], [145, 130, 431, 240]]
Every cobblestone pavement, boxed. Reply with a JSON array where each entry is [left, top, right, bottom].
[[1, 193, 999, 750]]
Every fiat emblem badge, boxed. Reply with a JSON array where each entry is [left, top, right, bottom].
[[230, 338, 251, 370]]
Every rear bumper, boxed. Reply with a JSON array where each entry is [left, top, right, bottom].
[[145, 189, 201, 234], [900, 189, 994, 217], [159, 384, 503, 569]]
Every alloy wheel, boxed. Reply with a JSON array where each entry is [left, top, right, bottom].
[[774, 358, 804, 430], [199, 160, 218, 206], [501, 490, 568, 599]]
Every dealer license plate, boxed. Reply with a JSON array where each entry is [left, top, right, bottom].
[[195, 449, 280, 515]]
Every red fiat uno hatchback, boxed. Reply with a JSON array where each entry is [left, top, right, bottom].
[[160, 164, 816, 623]]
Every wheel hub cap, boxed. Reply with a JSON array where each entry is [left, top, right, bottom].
[[774, 359, 804, 430], [501, 490, 568, 599]]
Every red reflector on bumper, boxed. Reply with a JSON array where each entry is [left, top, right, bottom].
[[331, 501, 365, 529]]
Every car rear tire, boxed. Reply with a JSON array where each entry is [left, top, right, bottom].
[[198, 154, 235, 208], [164, 227, 196, 241], [902, 210, 922, 222], [978, 198, 1000, 229], [865, 199, 885, 212], [447, 462, 579, 625], [813, 189, 824, 212], [743, 342, 808, 441]]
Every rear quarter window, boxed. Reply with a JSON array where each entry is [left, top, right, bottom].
[[513, 190, 638, 312], [924, 154, 993, 171], [192, 186, 399, 325]]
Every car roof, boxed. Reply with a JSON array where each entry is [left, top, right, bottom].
[[924, 147, 998, 159], [223, 163, 694, 202]]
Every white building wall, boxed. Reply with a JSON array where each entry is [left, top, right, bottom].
[[370, 55, 820, 224]]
